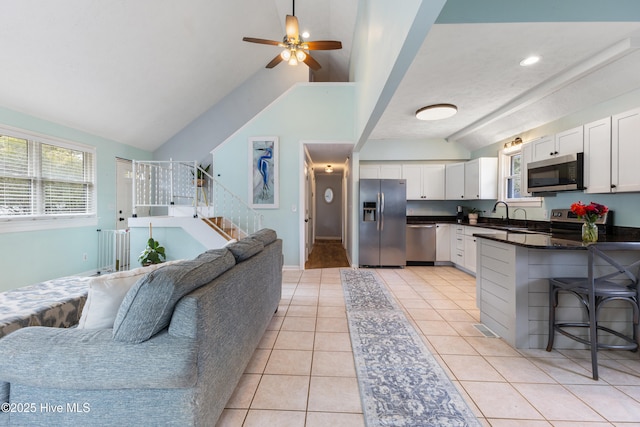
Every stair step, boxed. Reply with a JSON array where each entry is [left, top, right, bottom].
[[202, 217, 240, 241]]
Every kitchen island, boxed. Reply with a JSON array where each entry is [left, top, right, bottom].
[[474, 230, 639, 350]]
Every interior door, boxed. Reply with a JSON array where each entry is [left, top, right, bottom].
[[304, 163, 312, 262], [115, 158, 133, 231]]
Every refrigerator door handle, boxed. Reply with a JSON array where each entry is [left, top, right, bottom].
[[380, 192, 385, 231], [376, 192, 381, 231]]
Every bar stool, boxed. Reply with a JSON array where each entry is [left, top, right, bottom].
[[546, 242, 640, 380]]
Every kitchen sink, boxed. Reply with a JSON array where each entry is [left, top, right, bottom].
[[487, 225, 540, 234]]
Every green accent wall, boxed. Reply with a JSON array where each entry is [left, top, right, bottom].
[[0, 107, 152, 290], [213, 84, 356, 267]]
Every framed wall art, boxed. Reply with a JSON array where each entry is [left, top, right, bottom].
[[248, 136, 279, 209]]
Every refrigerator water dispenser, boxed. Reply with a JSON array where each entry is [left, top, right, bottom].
[[363, 202, 376, 221]]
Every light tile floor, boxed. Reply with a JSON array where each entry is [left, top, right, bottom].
[[216, 266, 640, 427]]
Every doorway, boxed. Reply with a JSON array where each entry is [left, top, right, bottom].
[[300, 141, 353, 269], [115, 158, 133, 230], [304, 165, 349, 269]]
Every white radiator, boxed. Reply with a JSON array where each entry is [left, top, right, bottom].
[[97, 229, 131, 274]]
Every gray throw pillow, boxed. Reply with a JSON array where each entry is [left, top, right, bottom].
[[112, 249, 235, 343], [249, 229, 277, 246], [226, 238, 264, 262]]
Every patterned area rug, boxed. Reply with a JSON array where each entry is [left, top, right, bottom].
[[341, 269, 481, 427]]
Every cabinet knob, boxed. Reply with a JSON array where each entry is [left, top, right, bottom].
[[550, 152, 554, 156], [611, 184, 617, 189], [554, 151, 559, 155]]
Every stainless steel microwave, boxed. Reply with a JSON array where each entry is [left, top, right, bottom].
[[527, 152, 584, 193]]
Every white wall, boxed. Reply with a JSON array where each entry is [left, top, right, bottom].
[[350, 0, 447, 149], [360, 138, 470, 161]]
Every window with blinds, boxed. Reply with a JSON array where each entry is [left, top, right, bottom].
[[0, 131, 96, 219]]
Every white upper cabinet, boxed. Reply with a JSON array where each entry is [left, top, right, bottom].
[[464, 157, 498, 200], [531, 126, 584, 162], [445, 162, 465, 200], [584, 117, 612, 194], [530, 135, 555, 161], [612, 107, 640, 193], [402, 164, 445, 200], [360, 164, 402, 179], [555, 126, 584, 156]]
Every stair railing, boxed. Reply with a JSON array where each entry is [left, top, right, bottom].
[[132, 160, 262, 239]]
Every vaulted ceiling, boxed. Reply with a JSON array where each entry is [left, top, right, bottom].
[[1, 1, 640, 160], [0, 0, 357, 151]]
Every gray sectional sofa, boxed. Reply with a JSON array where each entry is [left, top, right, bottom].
[[0, 229, 283, 426]]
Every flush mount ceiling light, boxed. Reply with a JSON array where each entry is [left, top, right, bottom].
[[325, 165, 333, 173], [415, 104, 458, 121], [520, 55, 540, 66]]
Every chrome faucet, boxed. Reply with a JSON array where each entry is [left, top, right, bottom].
[[513, 208, 527, 227], [491, 200, 510, 225]]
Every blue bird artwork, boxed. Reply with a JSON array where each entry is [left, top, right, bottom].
[[252, 140, 276, 205]]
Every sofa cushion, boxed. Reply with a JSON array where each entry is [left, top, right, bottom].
[[112, 249, 235, 343], [249, 228, 278, 246], [78, 261, 183, 329], [226, 238, 264, 262]]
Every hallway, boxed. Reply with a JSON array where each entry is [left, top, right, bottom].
[[304, 240, 349, 269]]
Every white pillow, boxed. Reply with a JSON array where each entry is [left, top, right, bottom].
[[78, 261, 182, 329]]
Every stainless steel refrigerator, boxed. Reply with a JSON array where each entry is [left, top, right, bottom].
[[359, 179, 407, 267]]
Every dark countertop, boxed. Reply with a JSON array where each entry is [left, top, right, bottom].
[[473, 229, 640, 249], [406, 215, 640, 249]]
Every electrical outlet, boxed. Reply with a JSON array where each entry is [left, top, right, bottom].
[[83, 253, 88, 262], [543, 210, 548, 219]]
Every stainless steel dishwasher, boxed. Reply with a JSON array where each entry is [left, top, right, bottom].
[[406, 224, 436, 263]]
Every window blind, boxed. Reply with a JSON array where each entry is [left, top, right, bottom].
[[0, 132, 95, 218]]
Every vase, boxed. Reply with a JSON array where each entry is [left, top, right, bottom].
[[582, 221, 598, 243]]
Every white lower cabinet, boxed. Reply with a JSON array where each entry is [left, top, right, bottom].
[[449, 226, 505, 274], [450, 225, 465, 267], [435, 224, 450, 262], [464, 234, 477, 273]]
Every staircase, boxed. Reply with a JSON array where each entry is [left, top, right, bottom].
[[131, 160, 261, 245], [202, 216, 246, 241]]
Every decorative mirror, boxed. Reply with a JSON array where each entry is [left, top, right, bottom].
[[324, 187, 334, 204]]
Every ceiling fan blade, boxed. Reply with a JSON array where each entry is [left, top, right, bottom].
[[305, 40, 343, 50], [285, 15, 299, 40], [243, 37, 281, 46], [266, 54, 284, 69], [303, 53, 322, 71]]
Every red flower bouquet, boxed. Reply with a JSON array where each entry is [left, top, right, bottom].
[[570, 201, 608, 243], [570, 201, 609, 223]]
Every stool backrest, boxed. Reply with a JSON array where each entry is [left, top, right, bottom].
[[588, 242, 640, 287]]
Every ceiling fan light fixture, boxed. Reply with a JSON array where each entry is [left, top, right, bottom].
[[281, 49, 292, 61], [296, 50, 306, 62], [415, 104, 458, 121], [325, 165, 333, 173], [288, 56, 298, 66]]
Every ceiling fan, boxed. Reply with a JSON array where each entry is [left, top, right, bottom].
[[242, 0, 342, 71]]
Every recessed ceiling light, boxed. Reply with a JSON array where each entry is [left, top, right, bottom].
[[415, 104, 458, 121], [520, 55, 540, 66], [302, 31, 310, 39], [325, 165, 333, 173]]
